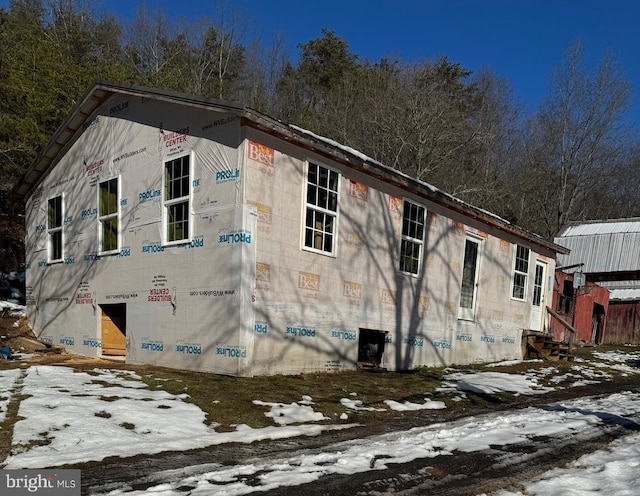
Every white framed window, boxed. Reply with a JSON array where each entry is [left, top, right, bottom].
[[399, 199, 426, 275], [98, 177, 119, 254], [163, 153, 191, 245], [511, 244, 530, 301], [47, 195, 63, 263], [303, 161, 339, 255], [458, 234, 483, 320]]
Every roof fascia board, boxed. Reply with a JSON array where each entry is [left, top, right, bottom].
[[241, 117, 569, 256], [11, 82, 248, 203], [11, 84, 112, 202]]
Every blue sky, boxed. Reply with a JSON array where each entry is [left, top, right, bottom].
[[5, 0, 640, 126]]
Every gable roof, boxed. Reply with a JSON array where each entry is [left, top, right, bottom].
[[555, 218, 640, 274], [12, 81, 568, 256]]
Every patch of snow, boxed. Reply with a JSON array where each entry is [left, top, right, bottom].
[[252, 400, 329, 425], [0, 369, 21, 422], [0, 301, 26, 316], [384, 399, 446, 411], [442, 371, 554, 395], [340, 398, 386, 412], [1, 367, 351, 469]]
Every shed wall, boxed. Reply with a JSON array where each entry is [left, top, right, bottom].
[[605, 301, 640, 345], [550, 272, 609, 343]]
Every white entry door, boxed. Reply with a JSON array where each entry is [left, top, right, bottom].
[[529, 260, 547, 331]]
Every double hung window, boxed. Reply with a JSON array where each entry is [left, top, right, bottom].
[[47, 195, 63, 262], [163, 154, 191, 244], [511, 245, 530, 300], [304, 162, 339, 255], [399, 200, 426, 275], [98, 178, 119, 253]]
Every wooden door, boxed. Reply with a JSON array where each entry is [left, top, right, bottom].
[[101, 305, 126, 356], [529, 261, 547, 331]]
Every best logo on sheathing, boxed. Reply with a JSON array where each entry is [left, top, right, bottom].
[[387, 196, 401, 214], [247, 140, 275, 175], [298, 272, 320, 293], [256, 262, 271, 291], [343, 281, 362, 306], [248, 201, 273, 235], [255, 267, 270, 294], [380, 288, 397, 306], [348, 181, 369, 202]]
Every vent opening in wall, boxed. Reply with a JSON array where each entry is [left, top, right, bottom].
[[357, 328, 387, 370]]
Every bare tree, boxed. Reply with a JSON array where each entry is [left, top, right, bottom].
[[238, 33, 289, 111], [511, 42, 631, 238], [352, 59, 482, 191], [123, 4, 179, 77]]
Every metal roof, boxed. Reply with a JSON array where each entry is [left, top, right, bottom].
[[12, 81, 569, 256], [557, 218, 640, 236], [599, 280, 640, 290], [555, 219, 640, 273], [609, 289, 640, 302]]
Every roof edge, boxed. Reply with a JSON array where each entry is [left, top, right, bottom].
[[12, 81, 570, 256]]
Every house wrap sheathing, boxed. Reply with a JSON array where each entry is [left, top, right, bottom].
[[13, 82, 568, 376]]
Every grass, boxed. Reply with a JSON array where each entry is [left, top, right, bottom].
[[0, 343, 638, 465], [133, 365, 451, 430]]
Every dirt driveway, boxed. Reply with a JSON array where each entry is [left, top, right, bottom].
[[77, 375, 640, 495]]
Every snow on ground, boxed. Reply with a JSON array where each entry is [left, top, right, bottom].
[[96, 391, 640, 496], [383, 398, 446, 411], [2, 366, 353, 469], [0, 300, 25, 316], [496, 431, 640, 496], [0, 369, 21, 422], [252, 399, 329, 425], [439, 371, 554, 395], [0, 347, 639, 494]]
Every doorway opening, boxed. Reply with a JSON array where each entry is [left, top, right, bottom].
[[357, 329, 387, 369], [592, 303, 605, 344], [100, 303, 126, 357]]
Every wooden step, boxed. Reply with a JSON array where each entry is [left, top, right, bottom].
[[524, 332, 573, 361]]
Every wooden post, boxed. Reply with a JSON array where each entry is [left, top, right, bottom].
[[547, 306, 577, 353]]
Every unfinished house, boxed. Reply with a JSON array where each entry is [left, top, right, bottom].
[[13, 82, 569, 376]]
